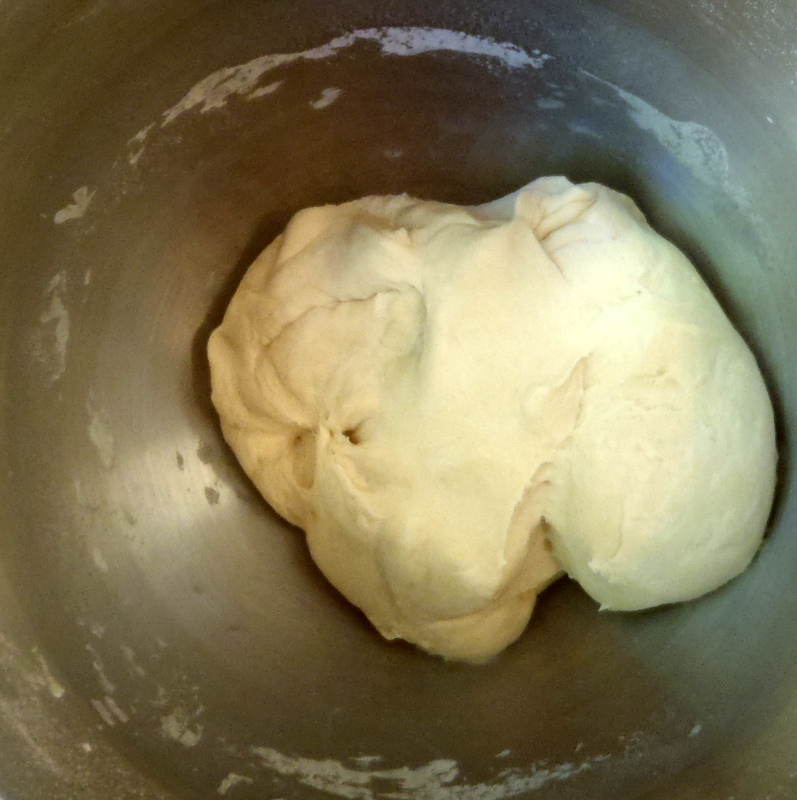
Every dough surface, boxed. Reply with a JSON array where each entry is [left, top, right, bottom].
[[208, 177, 777, 662]]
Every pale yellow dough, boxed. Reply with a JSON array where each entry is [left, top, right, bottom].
[[208, 177, 777, 662]]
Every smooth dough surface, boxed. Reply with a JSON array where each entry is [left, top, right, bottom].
[[208, 177, 777, 662]]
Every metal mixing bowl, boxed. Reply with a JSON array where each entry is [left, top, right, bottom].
[[1, 1, 796, 798]]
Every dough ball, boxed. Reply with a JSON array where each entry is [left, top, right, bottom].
[[208, 177, 777, 662]]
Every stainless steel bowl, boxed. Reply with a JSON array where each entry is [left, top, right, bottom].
[[1, 1, 796, 798]]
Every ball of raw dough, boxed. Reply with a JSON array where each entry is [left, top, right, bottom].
[[208, 177, 777, 662]]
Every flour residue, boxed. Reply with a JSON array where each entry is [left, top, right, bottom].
[[32, 648, 66, 700], [90, 698, 117, 727], [247, 79, 284, 100], [218, 773, 254, 795], [85, 643, 115, 695], [252, 747, 611, 800], [91, 547, 109, 573], [89, 621, 106, 639], [121, 644, 147, 677], [567, 121, 603, 140], [159, 28, 550, 127], [311, 86, 342, 110], [35, 271, 70, 382], [582, 70, 734, 194], [536, 97, 565, 110], [0, 634, 69, 778], [87, 394, 115, 469], [127, 122, 155, 166], [53, 186, 95, 224], [372, 28, 550, 66], [160, 707, 204, 748], [103, 696, 129, 723], [353, 756, 382, 768]]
